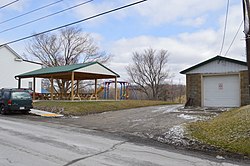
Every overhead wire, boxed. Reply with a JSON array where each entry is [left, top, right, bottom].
[[219, 0, 230, 55], [0, 0, 19, 10], [0, 0, 147, 47], [0, 0, 64, 25], [224, 21, 243, 56], [0, 0, 94, 34]]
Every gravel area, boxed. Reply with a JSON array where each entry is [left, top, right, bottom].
[[55, 104, 218, 145]]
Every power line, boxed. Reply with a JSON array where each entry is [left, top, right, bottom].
[[0, 0, 94, 34], [0, 0, 19, 10], [219, 0, 230, 55], [0, 0, 64, 25], [224, 21, 243, 56], [0, 0, 147, 47]]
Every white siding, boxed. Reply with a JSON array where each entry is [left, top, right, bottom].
[[0, 46, 42, 92], [186, 60, 247, 74], [75, 63, 117, 76]]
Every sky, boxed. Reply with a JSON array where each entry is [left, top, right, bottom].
[[0, 0, 246, 84]]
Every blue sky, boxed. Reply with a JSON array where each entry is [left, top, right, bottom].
[[0, 0, 246, 84]]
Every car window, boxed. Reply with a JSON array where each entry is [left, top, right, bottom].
[[3, 91, 10, 99], [11, 92, 32, 100]]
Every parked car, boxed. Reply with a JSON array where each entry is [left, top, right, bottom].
[[20, 88, 43, 100], [0, 88, 33, 114]]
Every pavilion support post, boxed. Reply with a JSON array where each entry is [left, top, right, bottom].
[[94, 79, 98, 100], [18, 78, 21, 89], [71, 72, 75, 101], [115, 77, 118, 101], [77, 80, 79, 95], [50, 77, 54, 100], [33, 77, 36, 100], [94, 79, 97, 94]]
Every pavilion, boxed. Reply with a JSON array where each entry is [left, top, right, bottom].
[[15, 62, 120, 100]]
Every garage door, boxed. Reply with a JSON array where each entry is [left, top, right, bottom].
[[203, 75, 240, 107]]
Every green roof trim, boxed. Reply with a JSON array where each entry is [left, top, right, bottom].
[[16, 62, 120, 78], [180, 55, 247, 74]]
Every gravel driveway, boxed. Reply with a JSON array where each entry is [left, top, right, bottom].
[[49, 104, 217, 145]]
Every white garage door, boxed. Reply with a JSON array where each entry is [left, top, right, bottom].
[[203, 75, 240, 107]]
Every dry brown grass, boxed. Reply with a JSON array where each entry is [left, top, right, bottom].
[[33, 100, 175, 116]]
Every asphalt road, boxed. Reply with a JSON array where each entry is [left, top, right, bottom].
[[0, 115, 245, 166]]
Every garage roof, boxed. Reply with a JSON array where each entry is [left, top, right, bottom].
[[15, 62, 120, 80], [180, 56, 247, 74]]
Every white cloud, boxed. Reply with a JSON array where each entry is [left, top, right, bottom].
[[0, 0, 28, 11], [179, 16, 206, 27], [72, 0, 225, 27], [73, 1, 121, 26], [132, 0, 225, 26], [105, 21, 245, 84]]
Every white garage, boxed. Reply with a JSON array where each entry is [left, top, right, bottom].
[[180, 56, 249, 107], [203, 75, 240, 107]]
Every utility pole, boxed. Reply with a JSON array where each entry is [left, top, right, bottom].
[[242, 0, 250, 89]]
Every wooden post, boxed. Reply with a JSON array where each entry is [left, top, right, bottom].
[[115, 77, 118, 101], [33, 77, 36, 100], [77, 80, 79, 95], [94, 79, 97, 94], [71, 72, 75, 101], [242, 0, 250, 92], [18, 78, 21, 89], [50, 77, 54, 100]]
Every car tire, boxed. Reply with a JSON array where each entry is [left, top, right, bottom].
[[0, 105, 7, 115], [23, 110, 30, 115]]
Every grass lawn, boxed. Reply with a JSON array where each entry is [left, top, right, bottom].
[[187, 106, 250, 157], [33, 100, 175, 116]]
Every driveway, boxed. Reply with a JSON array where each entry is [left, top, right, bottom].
[[32, 104, 217, 146]]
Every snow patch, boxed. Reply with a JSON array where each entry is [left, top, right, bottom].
[[156, 125, 189, 146], [216, 155, 225, 160], [177, 114, 197, 120], [151, 105, 183, 113], [131, 119, 143, 122]]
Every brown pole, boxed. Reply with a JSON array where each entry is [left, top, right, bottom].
[[94, 79, 97, 94], [18, 78, 21, 89], [33, 77, 36, 100], [115, 77, 117, 100], [243, 0, 250, 91], [71, 72, 75, 101], [50, 77, 54, 100], [77, 80, 79, 95]]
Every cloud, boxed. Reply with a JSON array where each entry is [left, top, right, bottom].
[[179, 16, 206, 27], [73, 0, 122, 26], [105, 22, 245, 84], [0, 0, 28, 11], [128, 0, 225, 26], [72, 0, 225, 28]]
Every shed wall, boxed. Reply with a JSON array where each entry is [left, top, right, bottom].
[[240, 70, 250, 106], [186, 74, 202, 107]]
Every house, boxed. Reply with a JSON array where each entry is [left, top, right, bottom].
[[0, 45, 42, 92], [180, 56, 250, 107]]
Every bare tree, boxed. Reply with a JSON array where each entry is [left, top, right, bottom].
[[25, 26, 109, 95], [126, 48, 170, 100], [26, 26, 109, 66]]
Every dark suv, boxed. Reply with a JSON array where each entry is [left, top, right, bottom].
[[0, 88, 33, 114]]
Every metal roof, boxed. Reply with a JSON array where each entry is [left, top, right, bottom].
[[180, 55, 247, 74], [16, 62, 120, 80]]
